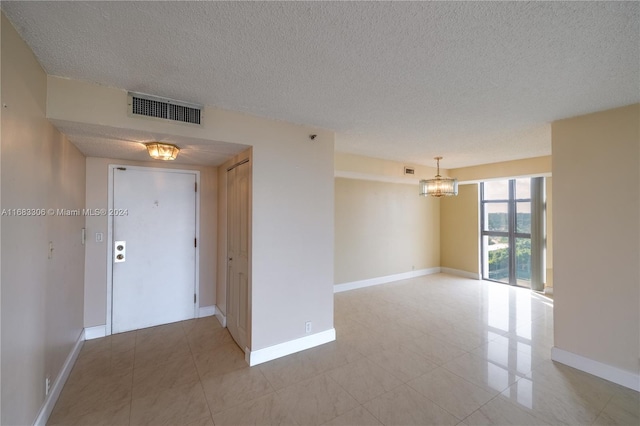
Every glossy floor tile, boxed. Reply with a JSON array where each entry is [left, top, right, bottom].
[[48, 274, 638, 425]]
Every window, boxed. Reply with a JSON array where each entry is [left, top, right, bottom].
[[481, 178, 544, 288]]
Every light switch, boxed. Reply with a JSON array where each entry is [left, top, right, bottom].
[[96, 232, 103, 243]]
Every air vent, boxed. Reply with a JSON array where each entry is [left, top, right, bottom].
[[404, 166, 415, 175], [128, 92, 202, 125]]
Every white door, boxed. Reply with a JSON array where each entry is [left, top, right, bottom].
[[227, 161, 250, 350], [112, 167, 197, 333]]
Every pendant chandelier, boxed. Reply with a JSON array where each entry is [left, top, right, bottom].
[[419, 156, 458, 197], [145, 142, 180, 161]]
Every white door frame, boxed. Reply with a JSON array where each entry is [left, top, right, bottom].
[[106, 164, 200, 336]]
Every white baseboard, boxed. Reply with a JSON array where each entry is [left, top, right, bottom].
[[440, 267, 481, 280], [551, 346, 640, 392], [84, 325, 106, 340], [215, 307, 227, 327], [334, 268, 441, 293], [246, 328, 336, 366], [198, 305, 216, 318], [34, 329, 85, 426]]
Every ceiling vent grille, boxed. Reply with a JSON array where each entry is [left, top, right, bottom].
[[128, 92, 202, 125]]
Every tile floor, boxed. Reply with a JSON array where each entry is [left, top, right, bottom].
[[48, 274, 639, 425]]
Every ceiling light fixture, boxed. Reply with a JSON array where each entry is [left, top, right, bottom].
[[145, 142, 180, 161], [419, 156, 458, 197]]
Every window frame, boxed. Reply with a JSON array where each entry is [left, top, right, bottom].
[[481, 179, 532, 286]]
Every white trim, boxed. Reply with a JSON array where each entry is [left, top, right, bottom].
[[107, 165, 200, 336], [198, 305, 216, 318], [84, 325, 106, 340], [215, 307, 227, 327], [334, 268, 440, 293], [34, 330, 85, 426], [335, 170, 422, 185], [440, 267, 481, 280], [551, 346, 640, 392], [458, 172, 552, 186], [194, 170, 201, 321], [107, 166, 114, 335], [544, 287, 554, 295], [246, 328, 336, 366]]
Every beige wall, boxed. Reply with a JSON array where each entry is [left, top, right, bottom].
[[335, 152, 440, 184], [440, 184, 480, 276], [450, 156, 551, 183], [1, 14, 86, 425], [334, 154, 553, 285], [439, 158, 553, 283], [552, 103, 639, 374], [334, 178, 440, 284], [83, 157, 217, 328], [440, 156, 553, 287], [47, 76, 336, 352]]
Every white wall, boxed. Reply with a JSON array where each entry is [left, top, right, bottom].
[[46, 76, 336, 353], [83, 157, 218, 328], [545, 176, 553, 289], [1, 14, 86, 425], [552, 104, 639, 382], [250, 128, 334, 350]]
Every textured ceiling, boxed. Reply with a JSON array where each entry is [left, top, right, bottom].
[[3, 1, 639, 168]]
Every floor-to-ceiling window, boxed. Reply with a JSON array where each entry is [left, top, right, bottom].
[[481, 178, 537, 288]]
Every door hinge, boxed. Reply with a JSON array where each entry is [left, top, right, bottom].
[[195, 182, 197, 192], [194, 238, 197, 248], [194, 293, 196, 304]]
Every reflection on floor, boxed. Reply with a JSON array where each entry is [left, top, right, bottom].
[[48, 274, 638, 425]]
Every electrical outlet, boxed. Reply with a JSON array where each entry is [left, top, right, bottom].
[[45, 376, 51, 396], [305, 321, 312, 333]]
